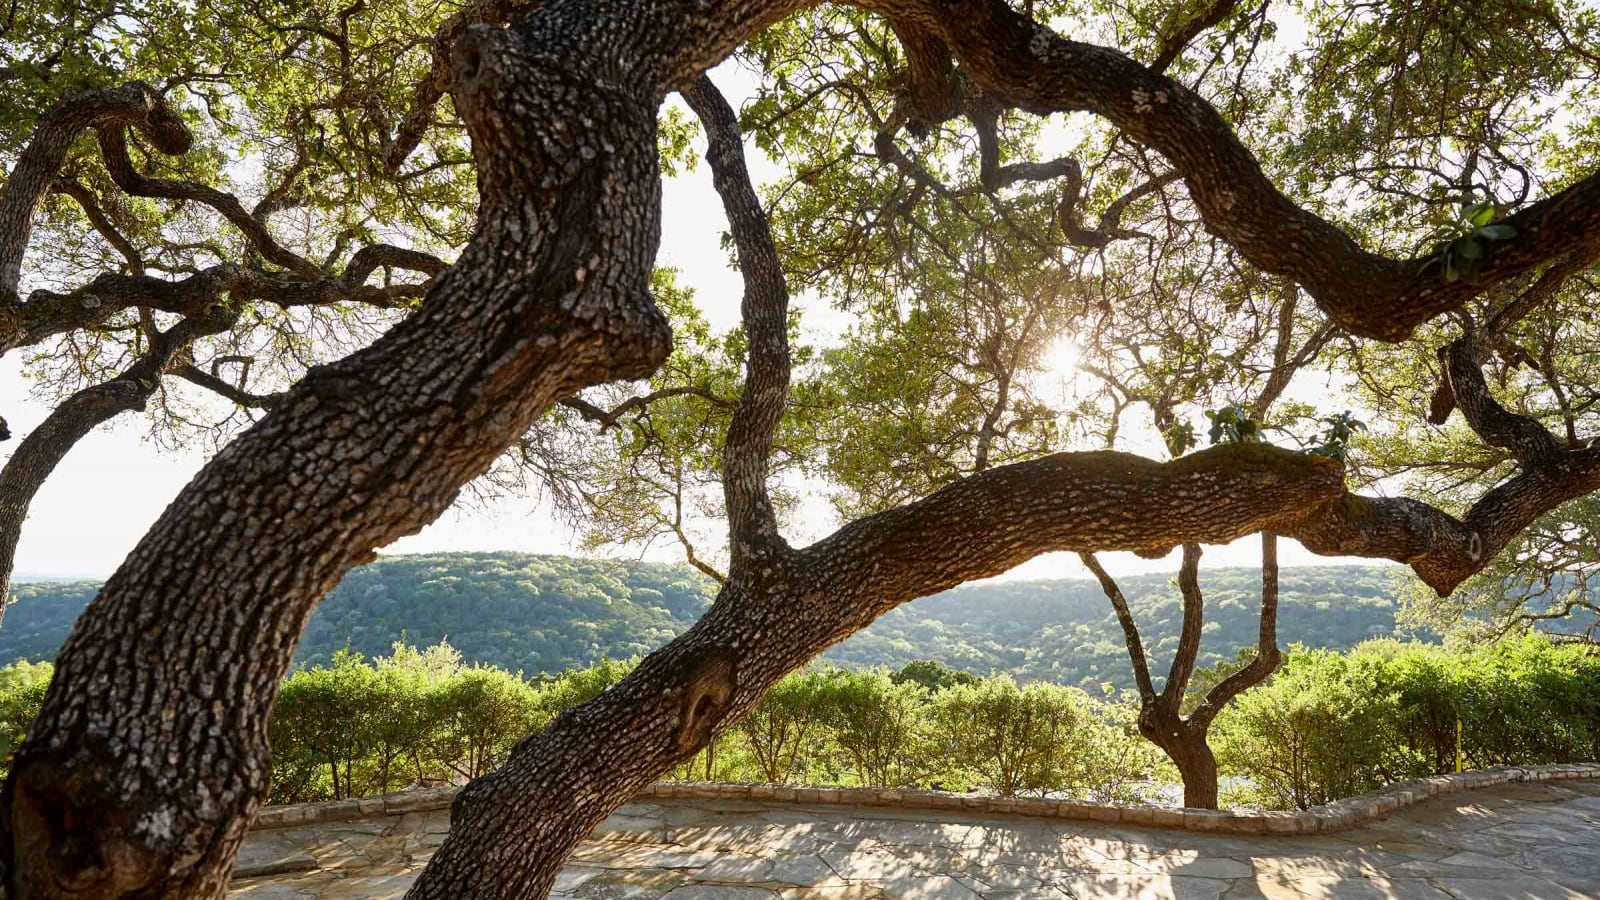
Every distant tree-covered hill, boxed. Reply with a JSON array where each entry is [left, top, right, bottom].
[[0, 552, 1421, 689]]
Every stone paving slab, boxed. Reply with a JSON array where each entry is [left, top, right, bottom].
[[228, 780, 1600, 899]]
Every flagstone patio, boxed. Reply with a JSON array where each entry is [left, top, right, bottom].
[[227, 779, 1600, 899]]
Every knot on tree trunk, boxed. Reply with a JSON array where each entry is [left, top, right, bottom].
[[5, 753, 187, 899], [674, 650, 737, 754]]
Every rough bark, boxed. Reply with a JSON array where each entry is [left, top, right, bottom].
[[679, 76, 790, 568], [8, 0, 1600, 896], [1289, 335, 1600, 594], [2, 14, 673, 896]]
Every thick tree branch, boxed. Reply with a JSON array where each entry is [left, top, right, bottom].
[[858, 0, 1600, 340], [806, 442, 1343, 606], [1430, 261, 1581, 425], [1444, 335, 1562, 466], [681, 74, 792, 564], [1286, 448, 1600, 595], [7, 22, 673, 893], [1151, 0, 1244, 73]]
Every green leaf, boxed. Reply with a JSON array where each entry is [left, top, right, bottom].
[[1464, 201, 1495, 228], [1476, 224, 1516, 241]]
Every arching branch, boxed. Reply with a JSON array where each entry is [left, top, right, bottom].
[[96, 125, 323, 279], [0, 82, 190, 299], [1444, 335, 1562, 466], [913, 0, 1600, 340], [0, 306, 241, 609]]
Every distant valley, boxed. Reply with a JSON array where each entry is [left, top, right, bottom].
[[0, 552, 1422, 691]]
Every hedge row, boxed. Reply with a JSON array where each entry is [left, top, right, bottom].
[[0, 634, 1594, 810]]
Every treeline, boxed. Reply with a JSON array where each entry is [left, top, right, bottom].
[[0, 554, 1422, 692], [2, 636, 1596, 811]]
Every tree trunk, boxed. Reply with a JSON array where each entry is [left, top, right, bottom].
[[1170, 733, 1221, 810], [1136, 709, 1221, 810], [1, 20, 672, 897]]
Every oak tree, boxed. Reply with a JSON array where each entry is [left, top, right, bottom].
[[0, 0, 1597, 897]]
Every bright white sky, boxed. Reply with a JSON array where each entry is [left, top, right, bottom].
[[0, 61, 1388, 585]]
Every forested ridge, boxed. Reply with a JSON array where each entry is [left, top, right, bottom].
[[1, 552, 1419, 689]]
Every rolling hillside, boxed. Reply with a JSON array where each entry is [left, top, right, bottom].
[[0, 552, 1419, 690]]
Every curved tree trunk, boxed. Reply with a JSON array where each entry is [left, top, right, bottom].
[[0, 19, 674, 897], [1138, 716, 1222, 810], [1176, 739, 1221, 810]]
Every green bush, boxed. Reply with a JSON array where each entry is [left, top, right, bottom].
[[818, 669, 932, 788], [3, 634, 1596, 810], [929, 676, 1092, 797], [738, 670, 833, 783], [427, 666, 540, 779], [0, 660, 51, 774], [1215, 648, 1406, 809]]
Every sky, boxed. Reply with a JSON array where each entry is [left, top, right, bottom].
[[0, 62, 1390, 585]]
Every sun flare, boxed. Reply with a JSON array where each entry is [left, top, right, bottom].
[[1044, 334, 1082, 375]]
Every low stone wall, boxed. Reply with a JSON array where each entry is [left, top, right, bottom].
[[251, 761, 1600, 836]]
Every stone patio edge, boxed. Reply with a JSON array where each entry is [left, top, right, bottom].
[[250, 761, 1600, 835]]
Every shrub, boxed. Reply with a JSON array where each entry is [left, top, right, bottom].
[[1214, 648, 1405, 809], [818, 669, 932, 788], [929, 676, 1092, 797], [0, 660, 51, 775], [738, 670, 833, 783]]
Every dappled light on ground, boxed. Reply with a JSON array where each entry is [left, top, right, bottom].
[[229, 779, 1600, 898]]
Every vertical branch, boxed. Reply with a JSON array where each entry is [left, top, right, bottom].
[[1081, 552, 1156, 701], [1191, 531, 1282, 727], [680, 75, 792, 568], [1164, 542, 1205, 703], [1259, 531, 1278, 654]]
